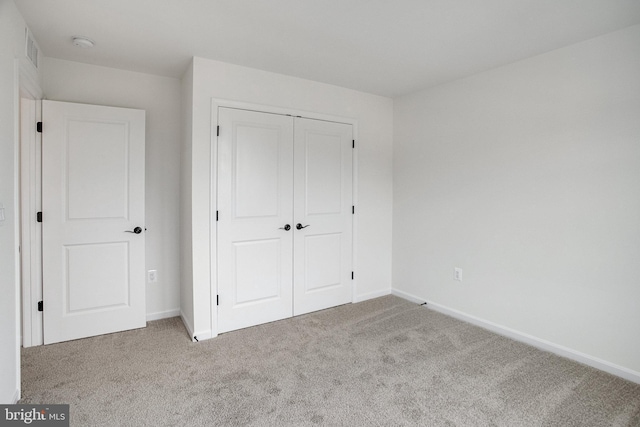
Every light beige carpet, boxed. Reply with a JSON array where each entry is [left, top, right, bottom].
[[20, 296, 640, 426]]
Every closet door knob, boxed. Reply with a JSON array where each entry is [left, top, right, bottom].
[[296, 223, 310, 230], [279, 224, 291, 231]]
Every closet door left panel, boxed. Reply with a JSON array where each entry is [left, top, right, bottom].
[[217, 108, 294, 333]]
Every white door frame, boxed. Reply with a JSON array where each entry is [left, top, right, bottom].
[[210, 98, 359, 339], [18, 58, 43, 348]]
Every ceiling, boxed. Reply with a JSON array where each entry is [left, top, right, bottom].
[[14, 0, 640, 98]]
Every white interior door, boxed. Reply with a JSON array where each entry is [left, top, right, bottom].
[[42, 100, 146, 344], [217, 107, 294, 333], [293, 118, 353, 315]]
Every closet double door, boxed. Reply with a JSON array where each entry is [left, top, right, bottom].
[[217, 107, 353, 333]]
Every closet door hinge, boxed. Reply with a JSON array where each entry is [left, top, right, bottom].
[[217, 126, 220, 137], [36, 122, 42, 133], [216, 211, 219, 221], [38, 301, 43, 312], [351, 272, 354, 280], [352, 139, 355, 149], [217, 295, 219, 306], [36, 212, 42, 222], [352, 206, 355, 215]]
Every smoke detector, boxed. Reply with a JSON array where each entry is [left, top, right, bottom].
[[72, 36, 95, 48]]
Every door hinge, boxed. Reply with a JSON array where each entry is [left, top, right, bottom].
[[217, 295, 219, 306], [351, 271, 354, 280], [216, 211, 219, 221], [36, 212, 42, 222], [352, 206, 355, 215], [352, 139, 355, 149], [37, 301, 43, 312], [217, 126, 220, 137], [36, 122, 42, 133]]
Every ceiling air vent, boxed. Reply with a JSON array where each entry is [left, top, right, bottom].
[[25, 29, 39, 69]]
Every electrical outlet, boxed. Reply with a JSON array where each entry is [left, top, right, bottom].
[[147, 270, 158, 283], [454, 267, 463, 282]]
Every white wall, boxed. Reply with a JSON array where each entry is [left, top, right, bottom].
[[43, 58, 182, 320], [393, 25, 640, 376], [183, 57, 394, 337], [0, 0, 20, 404], [0, 0, 44, 403]]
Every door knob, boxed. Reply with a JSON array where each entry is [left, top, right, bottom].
[[296, 223, 310, 230], [125, 226, 143, 234], [279, 224, 291, 231]]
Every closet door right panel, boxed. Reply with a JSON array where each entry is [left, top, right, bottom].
[[293, 118, 353, 316]]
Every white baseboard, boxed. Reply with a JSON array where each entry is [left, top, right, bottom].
[[354, 288, 392, 303], [391, 288, 424, 304], [179, 311, 194, 338], [12, 388, 20, 404], [191, 330, 213, 342], [392, 288, 640, 385], [179, 312, 213, 342], [146, 309, 180, 322]]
